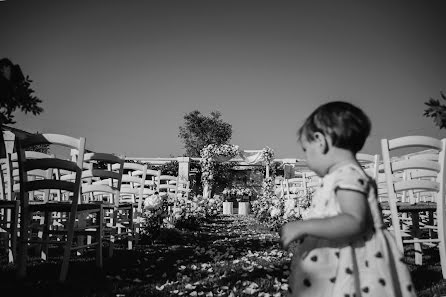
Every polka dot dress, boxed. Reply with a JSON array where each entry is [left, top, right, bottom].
[[287, 164, 416, 297]]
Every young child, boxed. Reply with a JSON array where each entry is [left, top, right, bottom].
[[280, 101, 416, 297]]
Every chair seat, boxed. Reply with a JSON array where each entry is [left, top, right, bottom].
[[380, 201, 437, 211], [118, 202, 136, 208], [0, 200, 19, 208]]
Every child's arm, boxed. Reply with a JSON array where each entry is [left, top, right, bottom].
[[280, 189, 369, 249]]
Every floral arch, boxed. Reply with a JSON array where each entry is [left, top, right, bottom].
[[199, 144, 274, 198]]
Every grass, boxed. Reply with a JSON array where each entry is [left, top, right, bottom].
[[1, 215, 446, 296]]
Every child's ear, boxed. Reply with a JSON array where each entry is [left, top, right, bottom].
[[314, 132, 329, 154]]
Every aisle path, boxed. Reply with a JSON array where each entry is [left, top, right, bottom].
[[108, 214, 292, 296], [0, 215, 292, 297], [0, 214, 443, 296]]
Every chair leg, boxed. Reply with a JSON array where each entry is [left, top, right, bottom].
[[134, 210, 140, 246], [0, 207, 14, 263], [7, 236, 14, 264], [59, 211, 76, 282], [41, 211, 51, 260], [0, 208, 8, 254], [411, 212, 423, 265], [96, 208, 103, 268], [437, 204, 446, 279], [17, 210, 32, 279], [76, 212, 88, 254], [107, 208, 116, 258], [127, 208, 133, 250], [10, 202, 19, 263]]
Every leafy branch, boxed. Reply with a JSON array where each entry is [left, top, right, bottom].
[[424, 91, 446, 129], [0, 58, 43, 125]]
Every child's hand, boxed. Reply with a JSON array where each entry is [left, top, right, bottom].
[[280, 221, 305, 250]]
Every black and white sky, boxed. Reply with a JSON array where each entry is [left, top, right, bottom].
[[2, 1, 446, 158]]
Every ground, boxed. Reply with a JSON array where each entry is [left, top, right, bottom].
[[0, 215, 445, 297]]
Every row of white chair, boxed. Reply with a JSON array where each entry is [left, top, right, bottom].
[[0, 130, 190, 281]]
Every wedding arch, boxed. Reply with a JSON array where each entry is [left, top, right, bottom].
[[199, 144, 275, 198]]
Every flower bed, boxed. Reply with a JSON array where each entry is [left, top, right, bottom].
[[261, 146, 275, 166], [141, 193, 224, 237], [251, 176, 313, 231]]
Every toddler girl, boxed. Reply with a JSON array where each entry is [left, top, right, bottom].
[[280, 101, 416, 297]]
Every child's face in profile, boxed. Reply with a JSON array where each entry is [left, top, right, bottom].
[[299, 134, 326, 177]]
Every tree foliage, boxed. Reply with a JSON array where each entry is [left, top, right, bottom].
[[0, 58, 43, 125], [211, 161, 238, 196], [126, 159, 179, 176], [178, 110, 232, 157], [424, 91, 446, 129], [28, 143, 50, 154]]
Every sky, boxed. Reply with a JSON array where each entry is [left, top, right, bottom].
[[1, 1, 446, 159]]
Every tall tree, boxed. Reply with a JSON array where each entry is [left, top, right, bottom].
[[178, 110, 232, 157], [0, 58, 43, 125], [424, 91, 446, 129]]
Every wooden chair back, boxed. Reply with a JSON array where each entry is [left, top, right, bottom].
[[118, 162, 147, 212], [143, 169, 161, 197], [15, 133, 86, 280], [81, 152, 125, 207], [381, 135, 446, 277], [356, 152, 380, 179]]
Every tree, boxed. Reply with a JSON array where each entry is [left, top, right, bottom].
[[178, 110, 232, 157], [0, 58, 43, 125], [424, 91, 446, 129], [28, 136, 50, 154]]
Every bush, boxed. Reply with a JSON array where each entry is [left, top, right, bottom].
[[140, 194, 168, 243], [251, 191, 313, 231], [140, 194, 224, 238]]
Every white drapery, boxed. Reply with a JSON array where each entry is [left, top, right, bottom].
[[212, 149, 264, 164], [237, 150, 270, 177], [238, 150, 264, 164]]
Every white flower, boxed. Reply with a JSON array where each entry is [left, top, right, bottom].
[[270, 207, 281, 218], [200, 144, 239, 186], [301, 208, 311, 219], [284, 198, 296, 212], [261, 146, 275, 166], [144, 194, 162, 210]]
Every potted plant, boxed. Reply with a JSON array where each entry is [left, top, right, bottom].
[[237, 187, 251, 216], [242, 188, 252, 202], [221, 188, 234, 215]]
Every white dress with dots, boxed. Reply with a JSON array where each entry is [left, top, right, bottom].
[[287, 164, 416, 297]]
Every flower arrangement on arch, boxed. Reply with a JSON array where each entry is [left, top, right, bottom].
[[200, 144, 240, 186], [261, 176, 275, 198], [261, 146, 275, 166]]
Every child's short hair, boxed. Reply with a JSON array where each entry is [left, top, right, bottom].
[[298, 101, 371, 153]]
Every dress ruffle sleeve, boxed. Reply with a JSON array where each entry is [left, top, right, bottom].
[[333, 166, 369, 195]]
